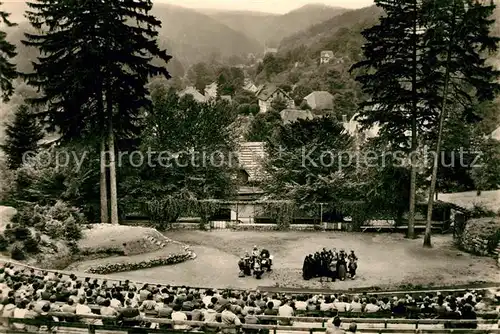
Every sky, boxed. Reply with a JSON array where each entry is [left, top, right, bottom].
[[156, 0, 374, 14]]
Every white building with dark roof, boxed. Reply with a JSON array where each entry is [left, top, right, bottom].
[[303, 91, 334, 110], [320, 50, 334, 64], [255, 84, 294, 113], [178, 86, 206, 103]]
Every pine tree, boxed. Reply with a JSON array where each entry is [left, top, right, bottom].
[[0, 2, 17, 101], [1, 104, 44, 169], [422, 0, 500, 247], [23, 0, 171, 224], [350, 0, 433, 239]]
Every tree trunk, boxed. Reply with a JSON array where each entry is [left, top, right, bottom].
[[108, 123, 119, 225], [407, 0, 419, 240], [408, 157, 417, 239], [99, 136, 109, 224], [106, 86, 119, 225], [424, 0, 457, 248]]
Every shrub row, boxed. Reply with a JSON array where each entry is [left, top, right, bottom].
[[85, 252, 192, 275], [0, 225, 41, 260]]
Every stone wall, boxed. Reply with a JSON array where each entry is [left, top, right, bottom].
[[457, 218, 500, 262]]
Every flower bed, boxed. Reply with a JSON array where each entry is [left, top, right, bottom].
[[85, 252, 193, 275]]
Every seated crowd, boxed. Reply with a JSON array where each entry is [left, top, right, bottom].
[[0, 263, 496, 332]]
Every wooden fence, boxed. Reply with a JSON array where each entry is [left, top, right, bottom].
[[1, 312, 499, 334]]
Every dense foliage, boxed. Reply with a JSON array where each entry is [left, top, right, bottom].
[[263, 116, 360, 214], [0, 1, 17, 101], [120, 86, 238, 228], [1, 104, 43, 169]]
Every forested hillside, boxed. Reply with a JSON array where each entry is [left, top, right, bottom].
[[1, 1, 263, 71], [208, 4, 349, 46], [279, 5, 383, 56]]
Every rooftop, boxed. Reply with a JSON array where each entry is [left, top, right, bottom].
[[238, 142, 265, 182], [304, 91, 334, 110], [256, 85, 291, 102], [280, 109, 314, 125], [178, 86, 206, 103]]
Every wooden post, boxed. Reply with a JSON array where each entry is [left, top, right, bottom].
[[88, 324, 96, 334]]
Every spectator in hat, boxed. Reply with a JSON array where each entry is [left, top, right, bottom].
[[244, 308, 259, 334], [347, 322, 357, 333], [203, 303, 218, 323], [326, 316, 345, 334]]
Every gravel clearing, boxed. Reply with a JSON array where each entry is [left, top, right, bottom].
[[105, 230, 499, 290]]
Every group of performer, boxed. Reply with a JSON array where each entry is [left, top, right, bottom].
[[302, 248, 358, 281], [238, 245, 273, 279]]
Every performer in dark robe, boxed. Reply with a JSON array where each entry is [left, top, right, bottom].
[[336, 250, 347, 280], [243, 253, 252, 276], [302, 255, 312, 280]]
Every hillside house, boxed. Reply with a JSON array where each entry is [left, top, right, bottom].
[[280, 109, 314, 125], [243, 79, 258, 94], [320, 50, 334, 64], [303, 91, 334, 110], [256, 85, 295, 113], [220, 95, 232, 103], [178, 86, 206, 103], [264, 47, 278, 55], [491, 126, 500, 141], [204, 82, 218, 100]]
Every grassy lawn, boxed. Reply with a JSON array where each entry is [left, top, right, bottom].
[[439, 190, 500, 211], [102, 230, 499, 290]]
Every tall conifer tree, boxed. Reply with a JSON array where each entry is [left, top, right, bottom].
[[1, 104, 44, 169], [24, 0, 171, 224], [422, 0, 500, 247], [351, 0, 432, 239], [0, 2, 17, 101]]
